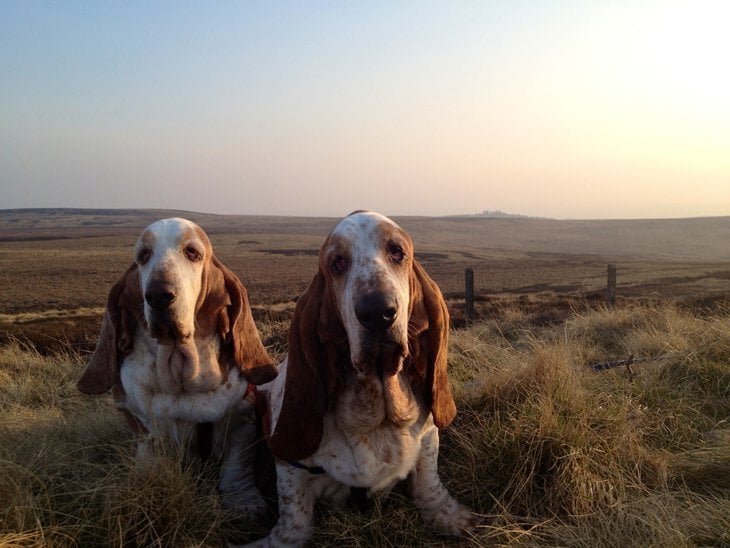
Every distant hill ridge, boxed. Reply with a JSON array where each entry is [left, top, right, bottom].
[[0, 207, 207, 218], [459, 209, 540, 219], [1, 208, 729, 262]]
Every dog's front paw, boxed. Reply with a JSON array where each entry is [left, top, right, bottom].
[[424, 499, 477, 537]]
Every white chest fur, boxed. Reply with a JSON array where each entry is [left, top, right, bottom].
[[117, 328, 251, 442], [268, 361, 431, 491]]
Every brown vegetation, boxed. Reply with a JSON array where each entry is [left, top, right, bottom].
[[2, 303, 729, 546], [2, 209, 729, 354], [1, 209, 729, 545]]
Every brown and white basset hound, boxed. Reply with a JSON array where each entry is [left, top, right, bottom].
[[77, 217, 277, 514], [247, 211, 474, 546]]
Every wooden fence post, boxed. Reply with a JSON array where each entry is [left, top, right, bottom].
[[607, 264, 617, 306], [465, 268, 475, 324]]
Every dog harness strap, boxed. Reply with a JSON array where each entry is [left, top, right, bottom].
[[287, 461, 327, 475]]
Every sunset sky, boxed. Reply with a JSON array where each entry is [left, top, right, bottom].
[[2, 1, 728, 219]]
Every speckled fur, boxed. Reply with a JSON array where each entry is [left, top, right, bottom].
[[245, 212, 474, 547], [78, 218, 275, 516]]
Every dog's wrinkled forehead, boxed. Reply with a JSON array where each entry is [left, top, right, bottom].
[[328, 211, 404, 251], [136, 218, 211, 257]]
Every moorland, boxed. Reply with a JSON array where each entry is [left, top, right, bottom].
[[1, 208, 729, 546], [2, 208, 729, 352]]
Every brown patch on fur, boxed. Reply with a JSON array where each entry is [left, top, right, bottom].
[[77, 264, 143, 394], [270, 221, 457, 462]]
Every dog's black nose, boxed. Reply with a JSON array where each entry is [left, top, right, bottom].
[[355, 292, 398, 331], [145, 281, 176, 310]]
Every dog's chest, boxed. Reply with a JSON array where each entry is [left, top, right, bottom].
[[314, 378, 427, 490], [121, 329, 223, 390], [119, 331, 170, 391], [117, 329, 224, 429]]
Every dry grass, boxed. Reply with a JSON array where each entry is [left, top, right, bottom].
[[0, 340, 270, 547], [445, 304, 729, 546], [1, 302, 729, 546]]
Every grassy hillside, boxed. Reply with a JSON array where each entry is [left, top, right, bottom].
[[2, 303, 728, 546], [1, 209, 728, 545]]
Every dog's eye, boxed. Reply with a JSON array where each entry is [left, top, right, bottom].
[[184, 245, 203, 262], [388, 244, 406, 263], [332, 255, 348, 274], [137, 249, 151, 265]]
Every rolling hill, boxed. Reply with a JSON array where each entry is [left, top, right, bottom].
[[1, 208, 729, 261]]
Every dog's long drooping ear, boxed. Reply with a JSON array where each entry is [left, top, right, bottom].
[[211, 257, 277, 386], [409, 260, 457, 428], [78, 264, 142, 395], [269, 271, 329, 462]]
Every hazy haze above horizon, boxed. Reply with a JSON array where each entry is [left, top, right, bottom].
[[2, 1, 728, 220]]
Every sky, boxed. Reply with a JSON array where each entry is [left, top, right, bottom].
[[1, 1, 728, 220]]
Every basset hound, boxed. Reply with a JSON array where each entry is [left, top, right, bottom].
[[248, 211, 474, 546], [77, 217, 277, 514]]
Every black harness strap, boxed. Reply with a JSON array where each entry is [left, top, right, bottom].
[[287, 461, 327, 475]]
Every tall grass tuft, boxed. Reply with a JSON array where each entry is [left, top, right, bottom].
[[2, 303, 729, 546]]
